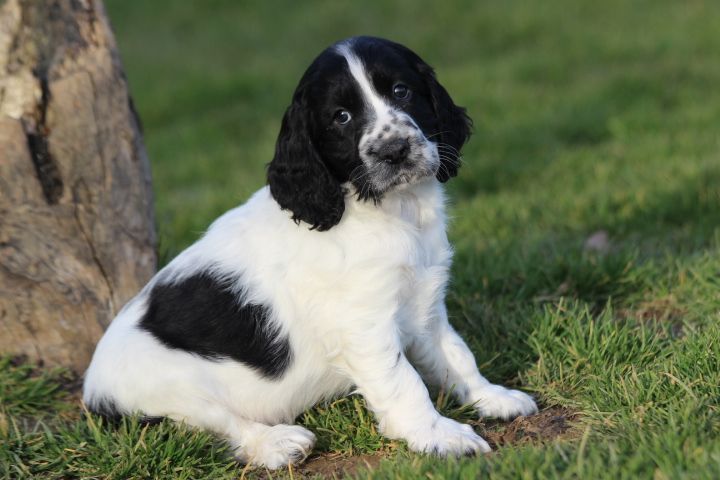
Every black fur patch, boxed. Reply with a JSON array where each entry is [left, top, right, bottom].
[[87, 396, 122, 421], [139, 271, 292, 379], [87, 397, 163, 426]]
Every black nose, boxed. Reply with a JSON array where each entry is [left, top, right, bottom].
[[378, 138, 410, 164]]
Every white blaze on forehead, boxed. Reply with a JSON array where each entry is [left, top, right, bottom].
[[334, 42, 388, 116]]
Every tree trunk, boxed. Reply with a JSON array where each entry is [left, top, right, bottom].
[[0, 0, 156, 372]]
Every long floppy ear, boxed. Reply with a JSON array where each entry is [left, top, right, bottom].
[[267, 97, 345, 231], [417, 63, 473, 182]]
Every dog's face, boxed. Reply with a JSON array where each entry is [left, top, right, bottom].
[[268, 36, 472, 231]]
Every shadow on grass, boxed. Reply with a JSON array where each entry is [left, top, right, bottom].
[[595, 169, 720, 250], [455, 165, 719, 299], [448, 167, 719, 382]]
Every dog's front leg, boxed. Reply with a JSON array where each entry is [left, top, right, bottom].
[[408, 302, 538, 420], [336, 323, 490, 456]]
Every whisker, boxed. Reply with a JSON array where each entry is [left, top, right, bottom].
[[426, 130, 453, 140], [350, 162, 381, 183], [348, 165, 365, 181], [436, 145, 457, 150], [436, 143, 460, 155], [436, 145, 459, 153], [437, 152, 459, 162], [439, 154, 460, 162], [438, 161, 451, 179], [439, 154, 462, 166]]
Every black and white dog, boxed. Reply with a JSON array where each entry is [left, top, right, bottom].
[[83, 36, 537, 469]]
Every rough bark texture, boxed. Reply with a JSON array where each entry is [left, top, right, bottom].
[[0, 0, 156, 372]]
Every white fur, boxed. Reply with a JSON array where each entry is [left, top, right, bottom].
[[84, 180, 536, 466], [84, 47, 537, 469]]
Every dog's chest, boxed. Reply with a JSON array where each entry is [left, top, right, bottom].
[[265, 182, 451, 334], [345, 189, 451, 320]]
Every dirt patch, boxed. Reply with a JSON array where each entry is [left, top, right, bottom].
[[477, 407, 580, 448], [244, 453, 386, 479], [617, 296, 685, 338], [250, 408, 580, 478], [298, 452, 384, 478]]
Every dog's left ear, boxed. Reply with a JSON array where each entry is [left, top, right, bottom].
[[416, 63, 473, 182]]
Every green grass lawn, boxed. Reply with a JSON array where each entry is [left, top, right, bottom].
[[2, 0, 720, 478]]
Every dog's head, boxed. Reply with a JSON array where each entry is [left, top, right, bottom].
[[268, 36, 472, 231]]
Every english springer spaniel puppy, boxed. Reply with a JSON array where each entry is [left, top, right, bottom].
[[83, 36, 537, 469]]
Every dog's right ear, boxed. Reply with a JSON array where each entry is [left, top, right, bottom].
[[267, 94, 345, 231], [417, 62, 472, 183]]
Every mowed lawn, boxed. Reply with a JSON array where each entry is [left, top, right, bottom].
[[2, 0, 720, 478]]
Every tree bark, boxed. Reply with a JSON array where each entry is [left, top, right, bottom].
[[0, 0, 156, 372]]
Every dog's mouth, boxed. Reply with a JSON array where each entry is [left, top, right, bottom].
[[384, 140, 440, 187], [388, 163, 437, 187], [352, 160, 437, 200], [353, 132, 439, 198]]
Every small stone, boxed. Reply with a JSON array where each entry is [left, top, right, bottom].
[[584, 230, 610, 253]]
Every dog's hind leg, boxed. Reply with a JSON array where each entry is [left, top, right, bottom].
[[224, 418, 316, 469], [162, 398, 315, 469]]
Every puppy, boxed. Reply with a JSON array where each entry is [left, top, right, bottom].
[[83, 36, 537, 469]]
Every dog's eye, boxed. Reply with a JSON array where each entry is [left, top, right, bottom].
[[393, 83, 411, 100], [334, 110, 352, 125]]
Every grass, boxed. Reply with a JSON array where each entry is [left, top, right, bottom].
[[2, 0, 720, 478]]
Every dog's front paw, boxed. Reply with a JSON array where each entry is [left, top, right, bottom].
[[236, 424, 316, 469], [474, 384, 538, 420], [405, 416, 491, 457]]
